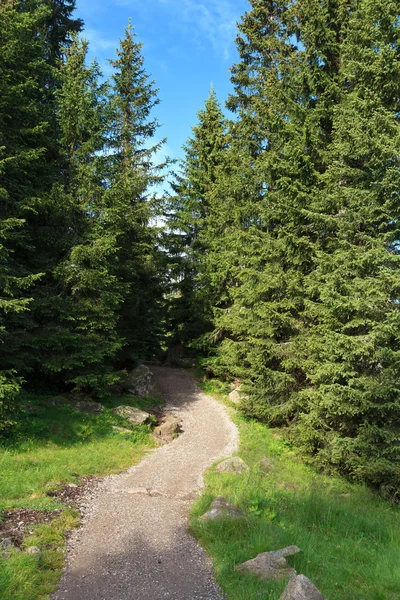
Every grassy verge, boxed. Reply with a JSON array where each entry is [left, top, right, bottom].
[[191, 377, 400, 600], [0, 391, 161, 600]]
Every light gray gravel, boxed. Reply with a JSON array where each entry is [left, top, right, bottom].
[[53, 366, 238, 600]]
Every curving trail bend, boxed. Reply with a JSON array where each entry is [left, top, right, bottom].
[[53, 366, 238, 600]]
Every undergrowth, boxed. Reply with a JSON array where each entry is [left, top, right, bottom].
[[0, 391, 160, 600], [191, 376, 400, 600]]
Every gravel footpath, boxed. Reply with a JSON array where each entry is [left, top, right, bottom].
[[53, 366, 238, 600]]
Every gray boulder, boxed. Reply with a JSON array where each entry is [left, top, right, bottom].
[[236, 546, 301, 581], [280, 575, 326, 600], [201, 497, 244, 521], [125, 365, 156, 397], [112, 405, 150, 425], [216, 457, 250, 474]]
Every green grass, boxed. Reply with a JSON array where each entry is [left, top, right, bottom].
[[0, 391, 160, 599], [191, 378, 400, 600]]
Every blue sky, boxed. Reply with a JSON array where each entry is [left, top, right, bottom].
[[75, 0, 249, 164]]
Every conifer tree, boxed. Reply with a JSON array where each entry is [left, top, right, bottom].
[[167, 90, 227, 347], [0, 1, 51, 419], [292, 0, 400, 490], [201, 0, 400, 489], [205, 0, 345, 385], [43, 37, 125, 391], [105, 22, 166, 364]]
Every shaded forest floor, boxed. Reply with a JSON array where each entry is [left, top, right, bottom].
[[190, 377, 400, 600]]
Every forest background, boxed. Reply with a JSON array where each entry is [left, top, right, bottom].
[[1, 0, 400, 497]]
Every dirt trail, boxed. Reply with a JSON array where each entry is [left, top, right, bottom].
[[53, 366, 238, 600]]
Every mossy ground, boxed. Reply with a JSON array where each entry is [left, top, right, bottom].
[[191, 377, 400, 600], [0, 391, 161, 600]]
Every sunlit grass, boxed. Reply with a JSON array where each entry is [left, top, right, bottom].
[[191, 378, 400, 600], [0, 392, 158, 599]]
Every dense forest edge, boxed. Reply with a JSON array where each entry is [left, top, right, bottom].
[[1, 0, 400, 510]]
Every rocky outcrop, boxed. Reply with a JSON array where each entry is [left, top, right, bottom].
[[112, 406, 150, 425], [125, 365, 156, 397], [280, 575, 326, 599], [201, 497, 244, 521], [215, 457, 250, 474], [236, 546, 301, 581]]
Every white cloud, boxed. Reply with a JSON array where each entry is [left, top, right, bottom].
[[114, 0, 241, 59], [83, 28, 118, 52]]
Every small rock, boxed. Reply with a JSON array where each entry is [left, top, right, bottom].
[[112, 426, 133, 434], [259, 457, 275, 474], [229, 389, 241, 404], [0, 538, 20, 553], [149, 489, 169, 498], [279, 482, 300, 491], [125, 365, 156, 397], [154, 416, 182, 442], [112, 406, 150, 425], [216, 457, 250, 475], [201, 497, 244, 521], [280, 574, 326, 600], [68, 483, 78, 489], [125, 488, 149, 495], [236, 546, 301, 581], [43, 396, 71, 408], [74, 400, 104, 415], [26, 546, 41, 555], [1, 552, 11, 559], [228, 384, 248, 405]]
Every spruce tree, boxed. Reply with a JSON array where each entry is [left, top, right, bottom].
[[203, 0, 400, 490], [0, 1, 51, 421], [204, 0, 344, 386], [105, 22, 166, 365], [167, 90, 227, 348], [44, 37, 125, 392], [292, 0, 400, 490]]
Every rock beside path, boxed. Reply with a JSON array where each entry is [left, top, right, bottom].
[[154, 414, 182, 443], [228, 384, 248, 405], [280, 575, 326, 600], [112, 405, 150, 425], [216, 457, 249, 474], [236, 546, 301, 581], [201, 497, 244, 521], [125, 365, 156, 397]]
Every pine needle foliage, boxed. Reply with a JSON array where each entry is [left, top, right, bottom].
[[166, 90, 228, 347], [170, 0, 400, 490]]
